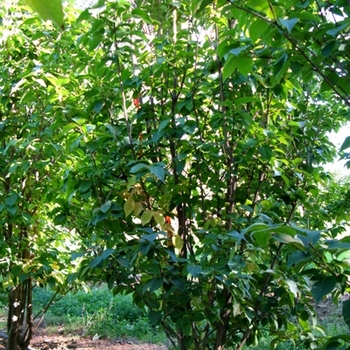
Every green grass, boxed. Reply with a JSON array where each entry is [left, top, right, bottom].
[[1, 287, 349, 349], [247, 338, 305, 350], [31, 286, 166, 343]]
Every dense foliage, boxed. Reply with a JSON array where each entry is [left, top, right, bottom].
[[1, 0, 350, 349]]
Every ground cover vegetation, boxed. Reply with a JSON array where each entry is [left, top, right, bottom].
[[1, 0, 350, 349], [0, 287, 166, 343], [0, 286, 347, 350]]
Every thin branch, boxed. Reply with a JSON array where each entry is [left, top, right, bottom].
[[228, 2, 350, 107]]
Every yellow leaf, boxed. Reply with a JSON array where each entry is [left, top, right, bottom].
[[141, 210, 153, 225], [173, 234, 183, 250], [134, 202, 143, 216], [24, 0, 64, 29], [124, 196, 135, 217], [153, 212, 164, 226], [22, 262, 31, 273]]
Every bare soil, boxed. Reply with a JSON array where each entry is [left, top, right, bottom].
[[0, 328, 167, 350]]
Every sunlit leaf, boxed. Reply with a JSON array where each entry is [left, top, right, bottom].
[[141, 210, 153, 225], [24, 0, 64, 28], [153, 212, 164, 226], [132, 8, 153, 24], [173, 234, 184, 250], [134, 202, 143, 216]]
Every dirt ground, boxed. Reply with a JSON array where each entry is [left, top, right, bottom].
[[0, 296, 345, 350], [0, 328, 168, 350]]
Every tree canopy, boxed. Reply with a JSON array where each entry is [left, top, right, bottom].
[[1, 0, 350, 349]]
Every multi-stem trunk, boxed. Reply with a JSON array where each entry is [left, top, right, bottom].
[[7, 278, 33, 350]]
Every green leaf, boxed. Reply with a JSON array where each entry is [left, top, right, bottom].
[[229, 45, 250, 56], [143, 277, 163, 292], [100, 200, 112, 213], [93, 100, 104, 113], [235, 97, 261, 106], [71, 252, 85, 261], [192, 0, 212, 16], [273, 234, 304, 247], [287, 251, 311, 269], [158, 120, 169, 132], [258, 146, 272, 160], [236, 56, 253, 77], [273, 53, 289, 85], [311, 276, 336, 303], [292, 11, 319, 22], [279, 18, 298, 34], [89, 249, 115, 268], [62, 123, 77, 134], [322, 41, 336, 57], [249, 19, 269, 43], [5, 194, 18, 207], [132, 8, 153, 24], [222, 55, 237, 81], [326, 23, 348, 37], [340, 136, 350, 151], [24, 0, 64, 28], [186, 265, 202, 278], [253, 231, 271, 247], [148, 310, 162, 324], [54, 213, 67, 225], [130, 163, 149, 173], [150, 165, 165, 183]]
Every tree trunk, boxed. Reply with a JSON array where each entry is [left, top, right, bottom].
[[7, 278, 33, 350], [214, 289, 232, 350]]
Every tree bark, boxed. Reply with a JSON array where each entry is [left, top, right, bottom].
[[7, 278, 33, 350]]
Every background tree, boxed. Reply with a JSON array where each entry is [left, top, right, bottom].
[[0, 3, 88, 349]]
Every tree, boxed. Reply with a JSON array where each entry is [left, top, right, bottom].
[[0, 3, 87, 349], [67, 0, 350, 349], [1, 0, 350, 349]]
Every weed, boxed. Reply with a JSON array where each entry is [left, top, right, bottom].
[[31, 286, 166, 343]]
